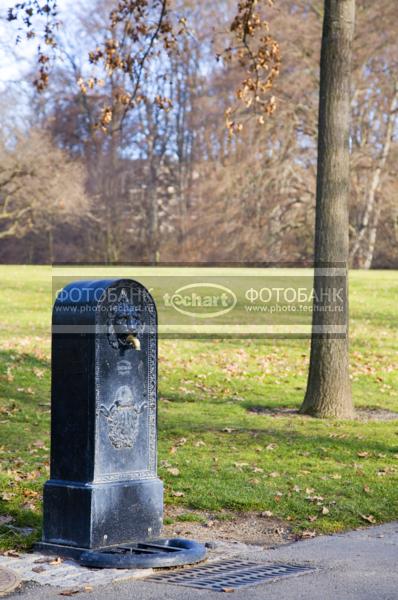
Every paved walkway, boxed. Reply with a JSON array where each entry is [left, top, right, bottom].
[[4, 522, 398, 599]]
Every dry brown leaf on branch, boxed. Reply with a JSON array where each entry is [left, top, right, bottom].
[[222, 0, 281, 135]]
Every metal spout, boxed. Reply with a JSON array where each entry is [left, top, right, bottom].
[[126, 334, 141, 351]]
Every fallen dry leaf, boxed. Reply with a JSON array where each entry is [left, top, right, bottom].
[[170, 490, 185, 497], [260, 511, 273, 518], [300, 530, 316, 539], [167, 467, 180, 476], [1, 492, 16, 501], [35, 556, 63, 565], [0, 515, 14, 525], [234, 462, 249, 470], [265, 443, 277, 451], [205, 520, 214, 528], [306, 495, 324, 503], [32, 566, 46, 573], [23, 490, 40, 498], [361, 514, 376, 524], [22, 501, 37, 511], [321, 507, 330, 515], [33, 368, 45, 378]]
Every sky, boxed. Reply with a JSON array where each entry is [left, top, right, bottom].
[[0, 0, 77, 88]]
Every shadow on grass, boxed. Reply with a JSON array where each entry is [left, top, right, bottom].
[[159, 420, 398, 456], [0, 349, 50, 408], [0, 349, 48, 367], [242, 401, 298, 415]]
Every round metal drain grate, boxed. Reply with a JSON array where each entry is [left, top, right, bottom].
[[0, 566, 20, 596], [79, 538, 206, 569]]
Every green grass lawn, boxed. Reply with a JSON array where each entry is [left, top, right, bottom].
[[0, 267, 397, 551]]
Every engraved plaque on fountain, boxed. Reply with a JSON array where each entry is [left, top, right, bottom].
[[95, 283, 157, 482]]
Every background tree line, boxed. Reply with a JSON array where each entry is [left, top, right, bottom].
[[1, 0, 397, 266]]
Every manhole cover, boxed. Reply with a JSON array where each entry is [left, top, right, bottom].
[[148, 559, 315, 591], [0, 566, 20, 596]]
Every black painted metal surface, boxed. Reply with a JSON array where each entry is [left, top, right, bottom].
[[148, 559, 315, 591], [80, 538, 206, 569], [36, 279, 205, 568], [41, 279, 162, 550]]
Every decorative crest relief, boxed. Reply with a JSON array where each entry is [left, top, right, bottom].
[[100, 385, 147, 449]]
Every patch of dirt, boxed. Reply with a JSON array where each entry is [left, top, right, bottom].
[[247, 407, 299, 417], [247, 406, 398, 422], [355, 408, 398, 422], [163, 507, 295, 548]]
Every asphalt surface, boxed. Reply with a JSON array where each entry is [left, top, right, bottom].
[[11, 522, 398, 600]]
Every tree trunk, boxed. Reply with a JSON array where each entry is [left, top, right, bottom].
[[350, 82, 398, 268], [300, 0, 355, 418], [362, 203, 381, 270]]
